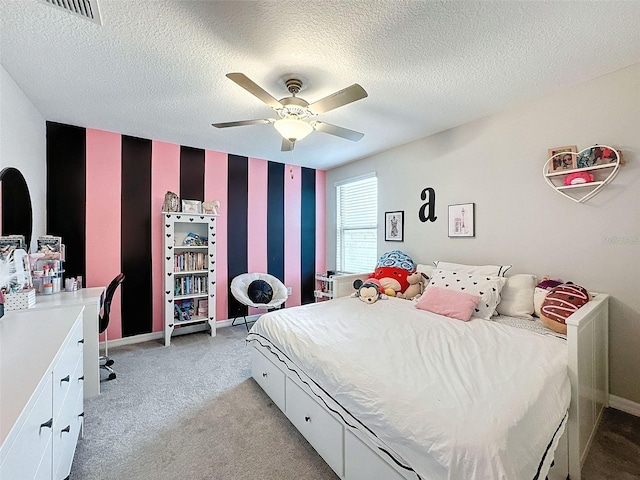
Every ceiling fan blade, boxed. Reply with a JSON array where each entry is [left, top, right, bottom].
[[226, 73, 283, 109], [308, 84, 368, 114], [313, 121, 364, 142], [211, 119, 273, 128], [281, 138, 295, 152]]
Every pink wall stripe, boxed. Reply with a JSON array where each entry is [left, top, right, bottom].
[[85, 129, 122, 340], [284, 165, 302, 307], [151, 140, 181, 333], [204, 150, 228, 322], [315, 170, 327, 275], [247, 158, 268, 316]]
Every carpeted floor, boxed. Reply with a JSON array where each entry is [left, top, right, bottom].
[[71, 326, 338, 480], [72, 325, 640, 480]]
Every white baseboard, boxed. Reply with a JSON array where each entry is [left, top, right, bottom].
[[101, 316, 259, 349], [609, 394, 640, 417]]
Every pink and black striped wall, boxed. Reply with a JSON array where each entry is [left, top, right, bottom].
[[46, 122, 326, 341]]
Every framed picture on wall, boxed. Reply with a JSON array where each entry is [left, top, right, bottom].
[[548, 145, 578, 172], [385, 211, 404, 242], [448, 203, 475, 237]]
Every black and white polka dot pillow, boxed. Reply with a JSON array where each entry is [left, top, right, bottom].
[[428, 269, 507, 320]]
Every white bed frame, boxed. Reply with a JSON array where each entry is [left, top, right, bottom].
[[250, 286, 609, 480]]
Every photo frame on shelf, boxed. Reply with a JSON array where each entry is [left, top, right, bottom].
[[548, 145, 577, 172], [385, 211, 404, 242], [448, 203, 475, 238], [181, 199, 202, 213]]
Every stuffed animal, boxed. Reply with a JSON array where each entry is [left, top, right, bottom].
[[352, 278, 387, 304], [202, 200, 220, 215], [397, 272, 429, 300], [368, 250, 416, 296], [540, 283, 590, 334], [564, 171, 594, 186], [534, 276, 564, 317], [162, 191, 180, 212]]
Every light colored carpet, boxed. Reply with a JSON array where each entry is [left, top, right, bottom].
[[71, 325, 639, 480], [70, 326, 338, 480]]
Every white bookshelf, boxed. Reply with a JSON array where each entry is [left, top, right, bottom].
[[163, 212, 217, 346]]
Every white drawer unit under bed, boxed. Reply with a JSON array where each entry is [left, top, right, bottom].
[[250, 292, 609, 480]]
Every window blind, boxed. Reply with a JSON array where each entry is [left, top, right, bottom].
[[336, 175, 377, 273]]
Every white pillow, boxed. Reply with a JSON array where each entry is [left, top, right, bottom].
[[433, 261, 512, 277], [428, 269, 507, 320], [496, 274, 536, 319], [415, 263, 435, 279], [533, 287, 549, 317]]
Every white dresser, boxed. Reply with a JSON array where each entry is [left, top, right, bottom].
[[0, 305, 85, 480]]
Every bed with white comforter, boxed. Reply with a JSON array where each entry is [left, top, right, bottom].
[[247, 296, 571, 480]]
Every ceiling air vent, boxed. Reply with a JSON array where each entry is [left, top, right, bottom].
[[39, 0, 102, 25]]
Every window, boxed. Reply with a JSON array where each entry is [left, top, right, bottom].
[[336, 174, 378, 273]]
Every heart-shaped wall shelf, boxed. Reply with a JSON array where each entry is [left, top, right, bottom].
[[543, 144, 621, 203]]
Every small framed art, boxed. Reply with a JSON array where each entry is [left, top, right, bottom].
[[385, 211, 404, 242], [548, 145, 577, 172], [181, 199, 202, 213], [448, 203, 475, 237]]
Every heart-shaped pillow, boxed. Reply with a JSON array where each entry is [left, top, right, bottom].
[[544, 144, 620, 203]]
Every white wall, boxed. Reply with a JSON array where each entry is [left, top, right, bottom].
[[327, 64, 640, 404], [0, 64, 46, 251]]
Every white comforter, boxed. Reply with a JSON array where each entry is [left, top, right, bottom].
[[247, 296, 570, 480]]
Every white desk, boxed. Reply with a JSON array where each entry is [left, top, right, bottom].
[[28, 287, 105, 398]]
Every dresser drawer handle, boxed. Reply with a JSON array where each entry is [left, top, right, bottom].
[[40, 418, 53, 433], [304, 416, 311, 422], [79, 412, 85, 418], [78, 338, 85, 344], [262, 372, 268, 378], [61, 425, 71, 434], [79, 375, 85, 381], [60, 375, 70, 383]]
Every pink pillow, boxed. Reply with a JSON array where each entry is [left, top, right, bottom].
[[415, 286, 480, 321]]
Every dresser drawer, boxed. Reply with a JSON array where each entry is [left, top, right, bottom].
[[285, 377, 344, 476], [252, 347, 286, 412], [52, 321, 83, 417], [53, 387, 84, 480], [0, 374, 53, 480]]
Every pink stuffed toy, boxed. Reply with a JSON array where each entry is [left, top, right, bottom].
[[564, 171, 594, 186]]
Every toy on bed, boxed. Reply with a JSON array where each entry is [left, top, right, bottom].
[[397, 271, 429, 300], [539, 283, 591, 334], [367, 250, 416, 296], [352, 278, 387, 304], [533, 276, 563, 317]]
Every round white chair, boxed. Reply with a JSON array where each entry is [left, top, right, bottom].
[[230, 273, 288, 330]]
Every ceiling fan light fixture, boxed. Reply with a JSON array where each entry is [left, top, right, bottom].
[[273, 118, 314, 142]]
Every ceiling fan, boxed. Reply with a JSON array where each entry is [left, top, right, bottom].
[[212, 73, 368, 152]]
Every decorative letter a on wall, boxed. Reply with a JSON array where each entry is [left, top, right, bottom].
[[419, 187, 437, 222]]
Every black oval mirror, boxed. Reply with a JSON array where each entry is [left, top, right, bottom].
[[0, 167, 33, 250]]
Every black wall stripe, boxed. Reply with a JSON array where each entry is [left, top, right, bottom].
[[300, 168, 316, 305], [46, 122, 86, 280], [180, 146, 205, 202], [121, 135, 153, 337], [267, 162, 285, 284], [227, 155, 249, 319]]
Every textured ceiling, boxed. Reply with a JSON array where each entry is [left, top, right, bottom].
[[1, 1, 639, 170]]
